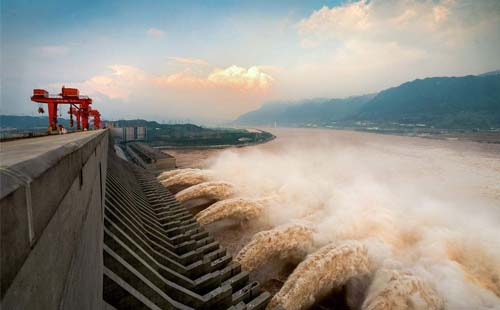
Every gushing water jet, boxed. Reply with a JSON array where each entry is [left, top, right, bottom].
[[157, 168, 201, 181], [235, 222, 314, 272], [161, 170, 212, 188], [446, 241, 500, 298], [268, 240, 370, 310], [195, 197, 268, 225], [362, 269, 444, 310], [175, 181, 235, 203]]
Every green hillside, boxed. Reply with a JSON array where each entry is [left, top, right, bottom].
[[236, 72, 500, 129]]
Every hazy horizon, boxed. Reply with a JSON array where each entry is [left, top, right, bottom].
[[2, 0, 500, 123]]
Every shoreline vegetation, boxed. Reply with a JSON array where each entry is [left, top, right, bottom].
[[154, 133, 276, 150], [111, 119, 276, 149]]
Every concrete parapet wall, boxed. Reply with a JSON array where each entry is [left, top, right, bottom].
[[0, 130, 109, 309]]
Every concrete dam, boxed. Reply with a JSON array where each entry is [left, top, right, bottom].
[[0, 129, 271, 309]]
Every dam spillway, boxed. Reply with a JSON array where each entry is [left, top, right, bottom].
[[103, 147, 271, 309], [0, 129, 271, 309]]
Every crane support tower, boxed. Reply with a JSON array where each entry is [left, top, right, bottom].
[[89, 108, 102, 129], [31, 86, 93, 131]]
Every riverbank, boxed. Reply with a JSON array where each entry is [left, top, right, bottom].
[[160, 130, 275, 168], [155, 134, 275, 150]]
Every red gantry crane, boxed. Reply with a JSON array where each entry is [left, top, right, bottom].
[[68, 106, 82, 130], [31, 86, 93, 131], [89, 108, 102, 129]]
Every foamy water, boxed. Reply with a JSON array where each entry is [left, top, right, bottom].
[[163, 128, 500, 309], [175, 181, 235, 203], [160, 169, 212, 187], [195, 197, 268, 225], [269, 240, 370, 310], [235, 222, 315, 272]]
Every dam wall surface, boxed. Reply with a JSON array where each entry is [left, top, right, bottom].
[[1, 130, 109, 309], [103, 149, 270, 309]]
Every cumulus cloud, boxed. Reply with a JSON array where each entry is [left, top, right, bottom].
[[168, 57, 209, 66], [33, 0, 500, 121], [37, 45, 70, 57], [60, 64, 274, 119], [147, 27, 166, 38], [79, 65, 149, 100], [152, 65, 274, 91], [208, 66, 274, 90], [296, 0, 498, 48], [276, 0, 500, 100], [297, 1, 371, 47], [154, 68, 211, 89]]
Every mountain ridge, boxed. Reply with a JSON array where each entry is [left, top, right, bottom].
[[235, 71, 500, 129]]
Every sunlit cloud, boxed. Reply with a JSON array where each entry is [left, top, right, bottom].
[[154, 65, 274, 91], [297, 1, 371, 47], [4, 0, 499, 121], [154, 68, 211, 89], [208, 65, 274, 91], [59, 64, 275, 119], [277, 0, 500, 100], [68, 65, 148, 100], [146, 27, 166, 38], [168, 57, 209, 66], [296, 0, 498, 49]]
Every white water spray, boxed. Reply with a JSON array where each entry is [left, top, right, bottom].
[[268, 241, 370, 310], [362, 269, 444, 310], [165, 129, 500, 308]]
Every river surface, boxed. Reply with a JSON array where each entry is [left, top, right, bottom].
[[162, 127, 500, 308], [164, 127, 500, 203]]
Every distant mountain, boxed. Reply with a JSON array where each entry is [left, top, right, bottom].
[[479, 70, 500, 77], [0, 116, 209, 133], [357, 74, 500, 128], [235, 72, 500, 129], [236, 95, 374, 126], [0, 115, 70, 130]]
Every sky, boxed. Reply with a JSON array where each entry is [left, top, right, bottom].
[[1, 0, 500, 123]]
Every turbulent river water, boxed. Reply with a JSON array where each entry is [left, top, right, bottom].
[[162, 128, 500, 309]]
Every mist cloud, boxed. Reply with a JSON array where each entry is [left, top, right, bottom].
[[200, 130, 500, 308]]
